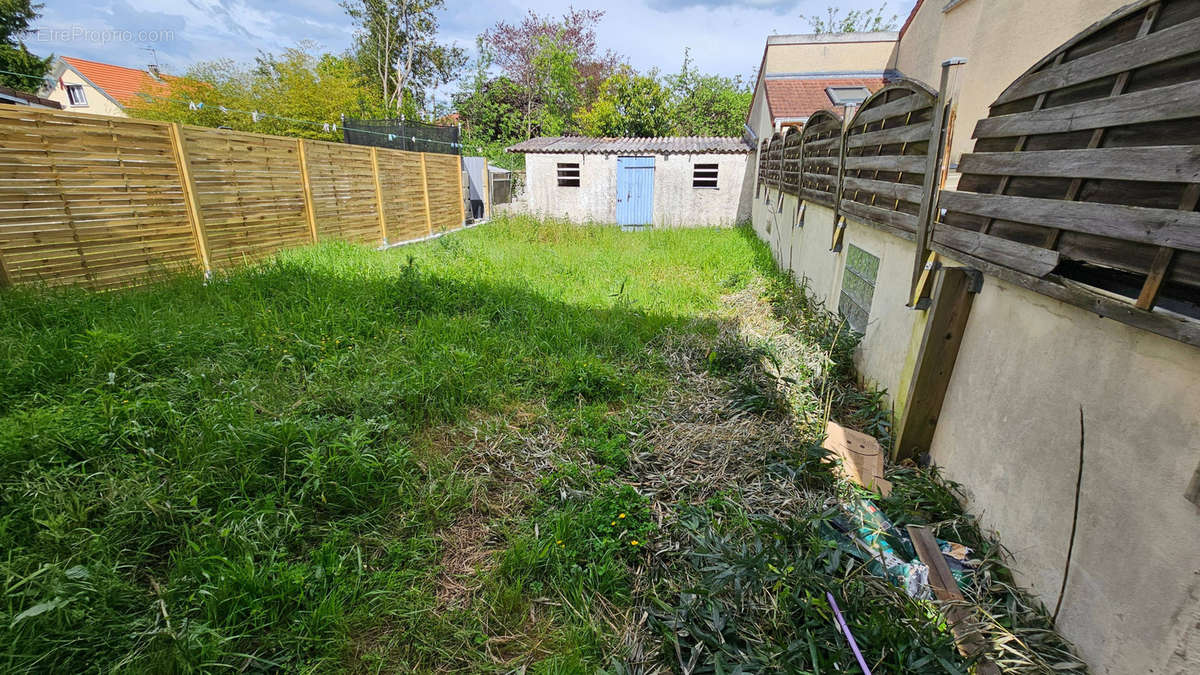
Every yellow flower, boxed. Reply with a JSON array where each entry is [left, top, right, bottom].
[[618, 513, 626, 519], [556, 539, 562, 544], [630, 540, 639, 546], [610, 521, 616, 526]]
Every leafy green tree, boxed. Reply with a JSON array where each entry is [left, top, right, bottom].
[[0, 0, 51, 91], [666, 50, 753, 137], [530, 33, 582, 136], [805, 3, 898, 34], [341, 0, 466, 115], [127, 45, 384, 140], [576, 67, 671, 138]]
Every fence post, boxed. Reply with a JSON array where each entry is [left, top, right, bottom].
[[910, 58, 966, 307], [168, 122, 212, 275], [456, 156, 467, 228], [297, 139, 319, 243], [419, 153, 434, 236], [370, 147, 389, 246], [0, 247, 12, 288]]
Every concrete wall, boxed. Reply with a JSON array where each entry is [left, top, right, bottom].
[[748, 83, 774, 143], [889, 0, 1131, 163], [930, 273, 1200, 675], [42, 67, 126, 118], [750, 185, 1200, 673], [524, 151, 749, 227], [764, 33, 897, 75], [750, 188, 926, 420]]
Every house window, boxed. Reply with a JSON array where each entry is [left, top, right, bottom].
[[66, 84, 87, 106], [838, 245, 879, 333], [826, 86, 871, 107], [693, 162, 719, 189], [557, 162, 580, 187]]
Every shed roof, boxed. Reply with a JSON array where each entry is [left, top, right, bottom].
[[506, 136, 752, 155]]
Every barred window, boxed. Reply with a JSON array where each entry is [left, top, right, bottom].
[[557, 162, 580, 187], [693, 163, 718, 188], [838, 245, 879, 333]]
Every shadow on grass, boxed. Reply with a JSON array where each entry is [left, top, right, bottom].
[[0, 254, 730, 672]]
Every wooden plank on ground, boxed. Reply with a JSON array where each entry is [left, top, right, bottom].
[[907, 525, 1001, 674]]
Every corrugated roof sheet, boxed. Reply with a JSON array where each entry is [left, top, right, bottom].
[[506, 136, 752, 154]]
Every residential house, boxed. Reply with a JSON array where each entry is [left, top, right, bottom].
[[41, 56, 171, 118], [745, 31, 899, 143]]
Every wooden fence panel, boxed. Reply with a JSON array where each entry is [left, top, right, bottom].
[[937, 0, 1200, 346], [0, 108, 198, 288], [375, 148, 429, 243], [423, 153, 462, 232], [303, 140, 381, 244], [781, 129, 802, 194], [798, 110, 842, 207], [840, 80, 937, 241], [179, 125, 311, 266]]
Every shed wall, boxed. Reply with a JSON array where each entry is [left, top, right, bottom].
[[524, 151, 749, 227]]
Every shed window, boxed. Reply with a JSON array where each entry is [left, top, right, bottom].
[[826, 86, 871, 107], [557, 162, 580, 187], [838, 245, 879, 333], [66, 84, 87, 106], [693, 163, 719, 189]]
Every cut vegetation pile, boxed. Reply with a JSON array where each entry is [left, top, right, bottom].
[[0, 216, 1083, 673]]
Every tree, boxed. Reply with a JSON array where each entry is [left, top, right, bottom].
[[341, 0, 466, 115], [483, 8, 619, 136], [0, 0, 51, 92], [576, 67, 671, 138], [126, 45, 385, 140], [666, 50, 752, 137], [805, 3, 898, 34]]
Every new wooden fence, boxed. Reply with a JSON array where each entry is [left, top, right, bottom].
[[0, 105, 466, 290]]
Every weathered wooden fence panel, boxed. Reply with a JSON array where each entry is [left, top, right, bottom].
[[796, 110, 842, 207], [936, 0, 1200, 345], [0, 105, 468, 290], [0, 110, 197, 288]]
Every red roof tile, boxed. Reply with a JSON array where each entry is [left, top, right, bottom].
[[60, 56, 172, 106], [764, 77, 888, 122]]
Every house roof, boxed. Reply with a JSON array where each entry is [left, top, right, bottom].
[[506, 136, 752, 154], [59, 56, 171, 106], [0, 85, 61, 109], [763, 76, 889, 123]]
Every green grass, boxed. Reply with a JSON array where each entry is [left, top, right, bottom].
[[0, 216, 1082, 673], [0, 217, 761, 672]]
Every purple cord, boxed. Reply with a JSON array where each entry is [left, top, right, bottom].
[[827, 591, 872, 675]]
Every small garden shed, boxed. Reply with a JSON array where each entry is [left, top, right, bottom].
[[506, 136, 754, 227]]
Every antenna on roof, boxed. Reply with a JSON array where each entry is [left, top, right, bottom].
[[141, 47, 163, 78]]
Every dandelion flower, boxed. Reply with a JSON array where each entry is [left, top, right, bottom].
[[610, 521, 616, 526], [618, 513, 626, 519], [630, 540, 639, 546]]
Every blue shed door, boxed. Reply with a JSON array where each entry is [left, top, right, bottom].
[[616, 156, 654, 227]]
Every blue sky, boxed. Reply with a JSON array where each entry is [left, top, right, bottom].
[[29, 0, 914, 96]]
